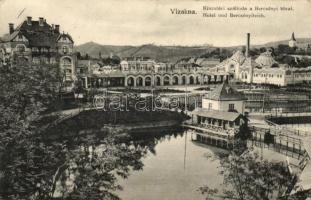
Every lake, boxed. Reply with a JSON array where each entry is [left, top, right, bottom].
[[1, 127, 225, 200], [116, 129, 224, 200]]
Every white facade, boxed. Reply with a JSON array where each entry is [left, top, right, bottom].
[[214, 49, 311, 86], [289, 40, 297, 48], [202, 98, 245, 114]]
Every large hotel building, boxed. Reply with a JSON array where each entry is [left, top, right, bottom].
[[0, 16, 76, 90]]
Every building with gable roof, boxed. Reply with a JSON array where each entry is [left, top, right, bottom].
[[189, 83, 248, 148], [202, 82, 246, 114], [0, 16, 76, 90]]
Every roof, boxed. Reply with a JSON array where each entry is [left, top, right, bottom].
[[192, 108, 243, 121], [0, 18, 74, 48], [291, 32, 297, 41], [56, 33, 74, 43], [91, 71, 125, 78], [205, 83, 246, 101], [215, 50, 246, 69], [255, 52, 277, 67], [230, 50, 246, 64], [241, 57, 259, 68]]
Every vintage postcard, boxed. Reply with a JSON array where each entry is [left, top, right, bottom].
[[0, 0, 311, 199]]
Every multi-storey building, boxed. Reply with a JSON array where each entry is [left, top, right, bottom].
[[0, 16, 76, 90]]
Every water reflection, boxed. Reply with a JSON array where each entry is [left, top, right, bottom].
[[1, 127, 201, 200], [117, 129, 225, 200]]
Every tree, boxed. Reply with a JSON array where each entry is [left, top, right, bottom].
[[0, 60, 65, 199], [0, 59, 148, 200], [276, 44, 296, 55], [199, 149, 294, 200], [75, 51, 82, 60]]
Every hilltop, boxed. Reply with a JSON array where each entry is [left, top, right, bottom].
[[75, 42, 217, 62], [75, 38, 311, 62]]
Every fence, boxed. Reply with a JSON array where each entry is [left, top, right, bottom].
[[250, 126, 305, 159]]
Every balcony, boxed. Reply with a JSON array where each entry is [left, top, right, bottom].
[[184, 121, 238, 140]]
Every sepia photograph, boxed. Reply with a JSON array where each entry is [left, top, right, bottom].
[[0, 0, 311, 199]]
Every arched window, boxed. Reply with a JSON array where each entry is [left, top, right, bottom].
[[145, 77, 152, 86], [136, 77, 143, 86], [173, 76, 179, 85], [127, 77, 135, 86], [62, 57, 72, 65], [189, 76, 194, 84], [164, 76, 170, 85]]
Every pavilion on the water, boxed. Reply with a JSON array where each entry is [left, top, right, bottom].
[[189, 83, 248, 149]]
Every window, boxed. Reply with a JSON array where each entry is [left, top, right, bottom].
[[62, 46, 68, 54], [42, 57, 48, 63], [208, 103, 212, 110], [32, 57, 40, 64], [50, 57, 56, 64], [41, 48, 48, 53], [229, 104, 235, 111], [32, 47, 39, 52]]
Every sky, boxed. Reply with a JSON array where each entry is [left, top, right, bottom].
[[0, 0, 311, 47]]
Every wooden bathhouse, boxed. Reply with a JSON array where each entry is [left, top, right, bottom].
[[188, 83, 248, 149]]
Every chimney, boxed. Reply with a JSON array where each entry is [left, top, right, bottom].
[[39, 17, 44, 26], [27, 16, 32, 25], [55, 24, 60, 33], [245, 33, 250, 57], [9, 23, 14, 34]]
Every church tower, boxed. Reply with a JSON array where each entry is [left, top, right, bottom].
[[289, 32, 297, 48]]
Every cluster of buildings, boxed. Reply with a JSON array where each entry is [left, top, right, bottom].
[[213, 33, 311, 86], [1, 17, 311, 90]]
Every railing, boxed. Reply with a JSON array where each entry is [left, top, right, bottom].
[[265, 116, 311, 137], [185, 121, 238, 136]]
